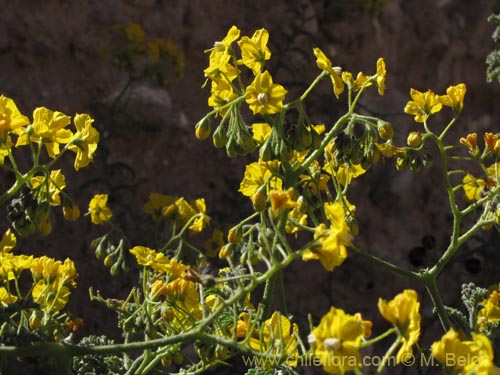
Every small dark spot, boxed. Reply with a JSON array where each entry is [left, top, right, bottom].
[[464, 256, 482, 274], [409, 246, 426, 267], [421, 235, 436, 250]]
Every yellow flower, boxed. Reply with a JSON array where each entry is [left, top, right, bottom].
[[460, 133, 478, 150], [323, 158, 366, 187], [130, 246, 170, 271], [0, 95, 29, 140], [31, 169, 66, 206], [204, 25, 240, 82], [161, 278, 201, 320], [440, 83, 466, 114], [462, 173, 485, 203], [251, 122, 272, 145], [477, 290, 500, 330], [207, 79, 238, 115], [189, 198, 211, 234], [130, 246, 187, 275], [245, 70, 287, 115], [302, 220, 350, 272], [0, 286, 18, 306], [239, 160, 282, 197], [268, 188, 298, 211], [88, 194, 112, 224], [249, 311, 299, 368], [375, 143, 406, 158], [484, 132, 500, 152], [342, 71, 371, 92], [310, 307, 370, 375], [0, 229, 16, 253], [68, 113, 99, 170], [378, 289, 421, 364], [432, 329, 500, 375], [32, 279, 71, 312], [0, 252, 33, 281], [376, 57, 386, 95], [16, 107, 73, 158], [404, 88, 442, 123], [313, 47, 344, 99], [237, 28, 271, 75], [286, 207, 308, 234]]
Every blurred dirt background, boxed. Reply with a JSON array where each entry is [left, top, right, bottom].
[[2, 0, 500, 374]]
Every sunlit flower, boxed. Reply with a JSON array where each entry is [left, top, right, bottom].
[[404, 88, 442, 123], [302, 201, 352, 272], [68, 113, 99, 171], [460, 133, 478, 150], [239, 160, 282, 197], [208, 79, 238, 115], [0, 229, 16, 253], [484, 132, 500, 152], [313, 47, 344, 99], [342, 71, 371, 92], [31, 169, 66, 206], [245, 71, 287, 115], [432, 329, 500, 375], [88, 194, 112, 224], [268, 188, 298, 211], [189, 198, 211, 234], [237, 28, 271, 75], [0, 286, 18, 306], [252, 122, 272, 145], [310, 307, 370, 374], [440, 83, 466, 114], [462, 173, 485, 202], [16, 107, 73, 158], [477, 290, 500, 330], [378, 289, 421, 364], [204, 25, 240, 82], [0, 95, 29, 140]]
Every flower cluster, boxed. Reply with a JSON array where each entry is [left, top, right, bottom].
[[0, 95, 98, 237], [0, 229, 79, 341]]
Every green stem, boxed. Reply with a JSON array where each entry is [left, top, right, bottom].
[[422, 276, 451, 331], [349, 245, 420, 282], [376, 334, 402, 375], [358, 327, 397, 349]]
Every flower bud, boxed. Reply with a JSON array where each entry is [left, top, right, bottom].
[[377, 121, 394, 141], [173, 351, 184, 365], [195, 117, 211, 140], [63, 201, 80, 221], [29, 310, 42, 330], [104, 255, 114, 267], [38, 218, 52, 237], [407, 131, 422, 148], [219, 244, 233, 259], [212, 124, 228, 148], [161, 356, 172, 368], [252, 190, 267, 212], [228, 227, 242, 243]]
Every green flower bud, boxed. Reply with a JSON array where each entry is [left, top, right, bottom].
[[377, 121, 394, 140], [212, 124, 228, 148], [195, 117, 211, 140]]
